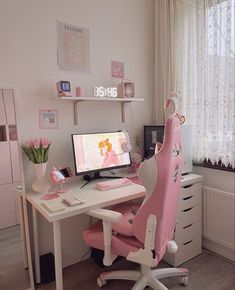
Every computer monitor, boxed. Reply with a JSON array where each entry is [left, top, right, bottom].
[[71, 131, 131, 177]]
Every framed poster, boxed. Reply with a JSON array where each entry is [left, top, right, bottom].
[[111, 61, 124, 78], [57, 21, 90, 72], [39, 109, 58, 129]]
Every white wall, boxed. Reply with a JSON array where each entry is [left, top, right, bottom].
[[0, 0, 155, 267], [193, 166, 235, 260], [193, 166, 234, 193]]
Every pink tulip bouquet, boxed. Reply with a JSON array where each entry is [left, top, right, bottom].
[[22, 138, 51, 164]]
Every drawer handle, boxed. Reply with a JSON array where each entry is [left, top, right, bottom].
[[183, 223, 193, 229], [183, 240, 193, 246], [183, 196, 193, 201], [183, 207, 193, 212], [183, 184, 193, 189]]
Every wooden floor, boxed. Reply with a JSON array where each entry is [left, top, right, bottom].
[[0, 225, 30, 290], [0, 225, 234, 290]]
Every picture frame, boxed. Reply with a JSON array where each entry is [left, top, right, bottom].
[[39, 109, 58, 129], [111, 60, 125, 78], [118, 80, 135, 98], [57, 21, 90, 73]]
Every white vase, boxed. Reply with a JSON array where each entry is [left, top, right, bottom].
[[32, 163, 49, 193]]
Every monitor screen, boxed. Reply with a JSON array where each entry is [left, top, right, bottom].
[[61, 81, 71, 92], [72, 131, 131, 176]]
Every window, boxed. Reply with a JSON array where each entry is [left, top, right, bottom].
[[175, 0, 235, 169]]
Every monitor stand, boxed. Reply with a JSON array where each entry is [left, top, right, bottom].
[[81, 172, 121, 188]]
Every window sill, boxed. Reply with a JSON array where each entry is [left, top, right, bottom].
[[193, 161, 235, 173]]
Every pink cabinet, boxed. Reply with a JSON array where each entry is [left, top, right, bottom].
[[0, 91, 7, 125], [0, 142, 12, 184], [10, 141, 21, 183], [0, 89, 20, 229], [0, 183, 17, 229]]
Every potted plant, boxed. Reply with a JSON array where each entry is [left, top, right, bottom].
[[22, 138, 51, 192]]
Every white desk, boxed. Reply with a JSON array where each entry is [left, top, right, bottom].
[[27, 179, 146, 290]]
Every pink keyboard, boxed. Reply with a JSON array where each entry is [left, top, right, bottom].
[[96, 178, 133, 191]]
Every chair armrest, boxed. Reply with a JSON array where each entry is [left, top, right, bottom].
[[86, 208, 122, 266], [87, 208, 122, 223], [127, 214, 158, 267]]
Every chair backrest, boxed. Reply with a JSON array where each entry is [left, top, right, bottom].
[[133, 114, 182, 262]]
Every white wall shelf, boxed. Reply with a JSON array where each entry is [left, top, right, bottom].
[[60, 97, 144, 125]]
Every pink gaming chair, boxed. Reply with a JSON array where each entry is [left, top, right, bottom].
[[83, 101, 189, 290]]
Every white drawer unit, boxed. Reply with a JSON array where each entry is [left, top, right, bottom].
[[164, 174, 203, 266]]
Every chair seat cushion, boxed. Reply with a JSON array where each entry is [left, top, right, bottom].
[[83, 219, 143, 258]]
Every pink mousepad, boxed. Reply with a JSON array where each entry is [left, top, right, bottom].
[[41, 192, 60, 200]]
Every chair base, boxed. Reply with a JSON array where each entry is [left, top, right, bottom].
[[98, 265, 189, 290]]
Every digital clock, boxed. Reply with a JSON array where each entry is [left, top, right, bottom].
[[94, 86, 118, 98]]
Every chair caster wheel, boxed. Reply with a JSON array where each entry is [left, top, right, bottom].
[[179, 276, 189, 286], [97, 278, 107, 287]]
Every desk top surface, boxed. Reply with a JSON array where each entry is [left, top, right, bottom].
[[27, 179, 146, 222], [26, 173, 203, 223]]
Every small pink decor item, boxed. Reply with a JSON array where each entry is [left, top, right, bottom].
[[50, 167, 73, 193], [118, 79, 134, 98], [56, 81, 72, 97], [129, 151, 142, 173], [41, 192, 60, 200], [76, 87, 84, 97]]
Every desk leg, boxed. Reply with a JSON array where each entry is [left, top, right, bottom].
[[32, 208, 41, 284], [53, 220, 63, 290], [22, 197, 35, 290], [19, 195, 28, 269]]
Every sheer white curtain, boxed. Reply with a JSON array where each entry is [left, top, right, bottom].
[[154, 0, 176, 124], [174, 0, 235, 168]]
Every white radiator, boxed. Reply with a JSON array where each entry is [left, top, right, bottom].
[[203, 186, 235, 251]]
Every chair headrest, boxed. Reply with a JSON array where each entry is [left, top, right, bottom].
[[165, 93, 185, 124]]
